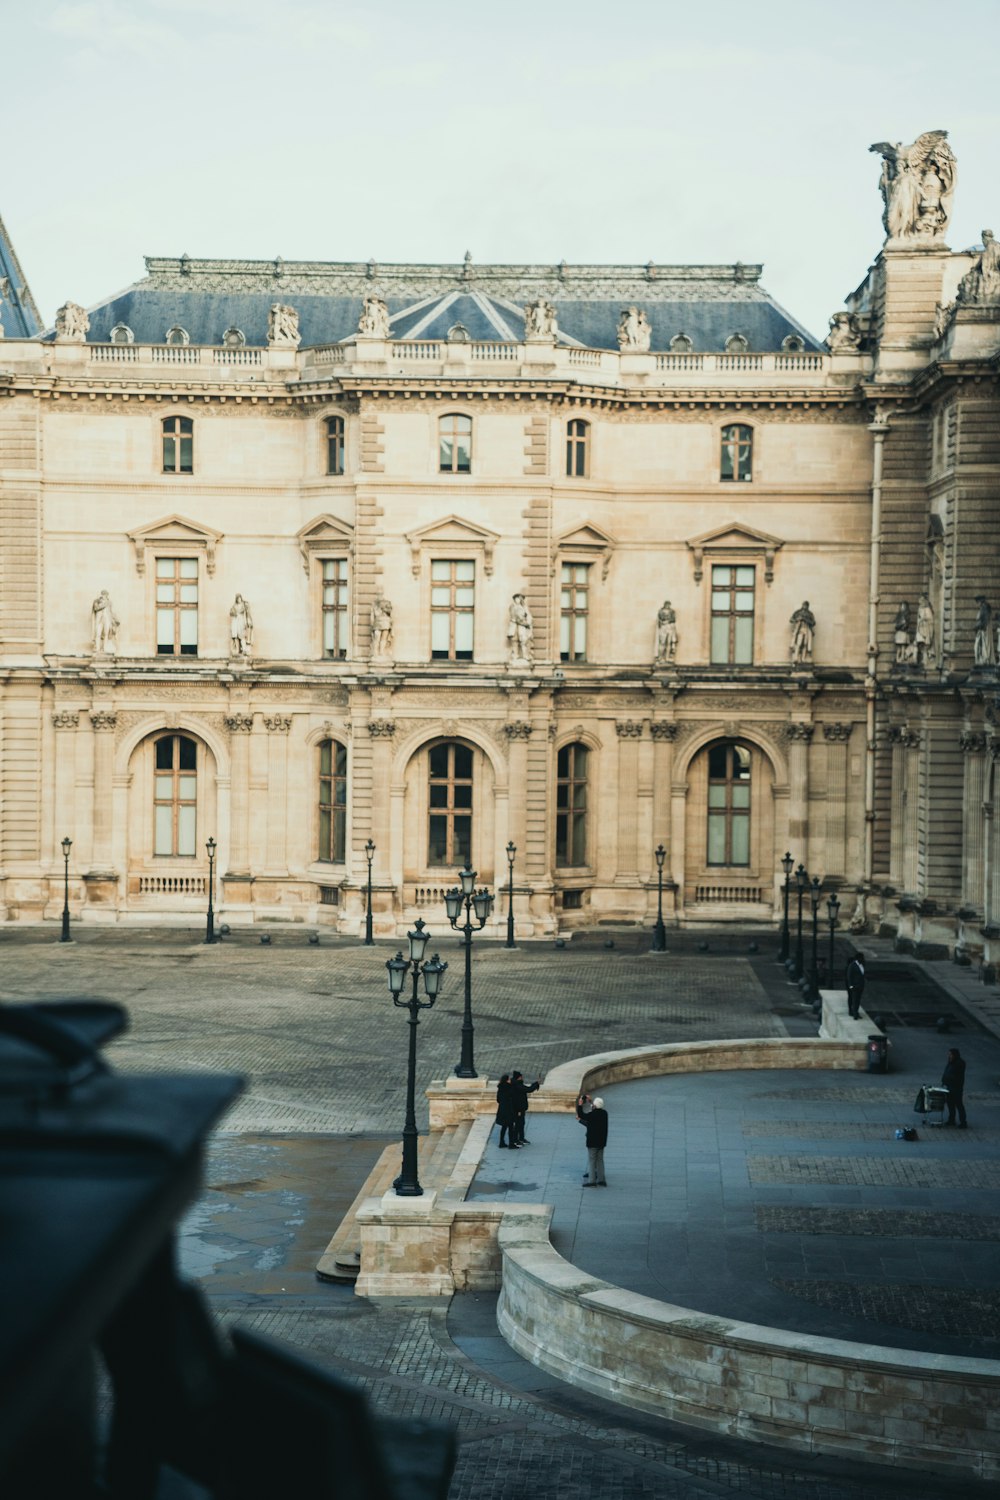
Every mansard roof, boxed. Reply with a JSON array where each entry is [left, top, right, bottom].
[[67, 255, 820, 352], [0, 214, 41, 337]]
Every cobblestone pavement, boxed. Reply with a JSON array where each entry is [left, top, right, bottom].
[[772, 1280, 1000, 1341], [747, 1154, 1000, 1188], [755, 1206, 1000, 1239]]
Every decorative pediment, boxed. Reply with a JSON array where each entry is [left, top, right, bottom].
[[685, 522, 784, 585], [296, 513, 355, 572], [405, 514, 500, 577], [127, 514, 224, 575], [551, 521, 617, 581]]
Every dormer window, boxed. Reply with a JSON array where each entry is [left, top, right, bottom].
[[222, 326, 246, 348], [724, 333, 749, 354], [670, 333, 693, 353], [165, 325, 190, 346], [781, 334, 805, 353], [109, 323, 134, 345]]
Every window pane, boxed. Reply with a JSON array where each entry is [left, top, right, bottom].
[[333, 808, 346, 863], [431, 587, 452, 606], [455, 587, 474, 607], [155, 738, 173, 770], [179, 437, 193, 471], [454, 613, 474, 652], [735, 567, 755, 586], [708, 744, 727, 778], [556, 816, 567, 864], [429, 744, 449, 777], [453, 744, 473, 778], [734, 617, 754, 663], [710, 617, 730, 663], [712, 566, 731, 585], [731, 817, 750, 865], [177, 737, 196, 771], [319, 807, 331, 859], [455, 561, 474, 580], [156, 583, 174, 602], [557, 746, 570, 777], [571, 815, 586, 866], [453, 816, 471, 862], [180, 612, 198, 647], [431, 561, 451, 580], [453, 784, 472, 808], [560, 615, 570, 655], [156, 558, 174, 577], [574, 616, 587, 655], [335, 742, 347, 776], [429, 783, 448, 807], [180, 559, 198, 577], [428, 815, 448, 864], [431, 613, 450, 653], [163, 436, 176, 470], [155, 774, 173, 801], [178, 775, 197, 800], [157, 609, 174, 647], [154, 805, 173, 855], [708, 784, 727, 808], [735, 592, 754, 610], [731, 785, 750, 809], [320, 741, 331, 775], [179, 585, 198, 603], [575, 747, 588, 775], [707, 814, 726, 864], [178, 418, 193, 435], [177, 805, 196, 856], [711, 591, 730, 611], [323, 614, 337, 652]]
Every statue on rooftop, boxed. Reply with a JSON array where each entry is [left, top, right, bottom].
[[869, 132, 956, 243], [617, 306, 651, 352], [957, 230, 1000, 306], [524, 298, 557, 341], [91, 590, 119, 655], [267, 303, 300, 348], [358, 294, 390, 339], [56, 301, 89, 343], [826, 311, 862, 352]]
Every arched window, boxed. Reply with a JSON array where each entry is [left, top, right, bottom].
[[325, 415, 345, 475], [222, 326, 246, 348], [162, 415, 193, 474], [556, 743, 588, 866], [154, 734, 197, 856], [670, 332, 693, 353], [724, 333, 749, 354], [319, 740, 347, 863], [109, 323, 134, 345], [720, 423, 752, 483], [781, 333, 805, 353], [428, 741, 472, 865], [165, 325, 190, 346], [707, 742, 751, 866], [439, 413, 472, 473], [566, 418, 589, 477]]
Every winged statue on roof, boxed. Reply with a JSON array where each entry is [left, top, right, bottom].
[[869, 131, 956, 243]]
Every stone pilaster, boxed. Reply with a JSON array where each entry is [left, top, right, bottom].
[[88, 710, 117, 873], [51, 712, 80, 858], [262, 715, 291, 874], [822, 723, 851, 877], [960, 732, 987, 913], [615, 721, 643, 880], [784, 723, 813, 866], [224, 712, 254, 875]]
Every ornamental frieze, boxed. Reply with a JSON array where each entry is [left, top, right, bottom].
[[650, 722, 680, 741], [503, 721, 533, 740], [783, 723, 815, 742], [368, 719, 396, 738], [51, 711, 80, 729], [960, 731, 987, 754], [225, 713, 255, 734], [822, 722, 853, 742], [263, 715, 293, 734], [616, 720, 644, 738], [89, 710, 118, 732]]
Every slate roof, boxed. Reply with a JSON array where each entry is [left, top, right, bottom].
[[0, 214, 41, 337], [56, 256, 821, 352]]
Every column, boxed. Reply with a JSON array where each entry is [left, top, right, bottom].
[[888, 728, 907, 888], [263, 715, 291, 874], [224, 713, 254, 875], [785, 723, 813, 866], [615, 720, 643, 881], [903, 730, 921, 893], [51, 711, 80, 854], [88, 709, 117, 873], [651, 722, 678, 917], [368, 718, 396, 931]]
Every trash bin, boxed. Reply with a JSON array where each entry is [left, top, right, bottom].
[[867, 1033, 889, 1073]]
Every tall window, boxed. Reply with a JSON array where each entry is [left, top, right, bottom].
[[707, 742, 751, 866], [556, 743, 588, 866], [162, 415, 193, 474], [156, 558, 198, 655], [439, 413, 472, 473], [560, 563, 590, 661], [566, 419, 589, 477], [720, 423, 752, 482], [710, 564, 755, 664], [428, 742, 472, 865], [431, 560, 474, 660], [326, 415, 345, 475], [319, 740, 347, 862], [154, 735, 197, 856], [322, 559, 349, 659]]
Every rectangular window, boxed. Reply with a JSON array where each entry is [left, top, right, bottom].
[[322, 558, 349, 659], [430, 560, 475, 660], [156, 557, 198, 656], [162, 416, 194, 474], [710, 564, 755, 665], [428, 741, 473, 865], [560, 563, 590, 662], [319, 739, 347, 863], [326, 416, 345, 475]]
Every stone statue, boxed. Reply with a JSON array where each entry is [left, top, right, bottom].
[[914, 594, 935, 666], [229, 594, 253, 656], [507, 593, 534, 663], [869, 132, 956, 243], [826, 312, 862, 352], [617, 306, 651, 352], [370, 594, 393, 658], [56, 301, 90, 342], [524, 298, 557, 341], [957, 230, 1000, 306], [932, 300, 956, 342], [893, 601, 911, 665], [358, 294, 390, 339], [91, 590, 119, 654], [974, 596, 996, 668], [654, 600, 678, 665], [789, 601, 816, 665], [267, 302, 300, 347]]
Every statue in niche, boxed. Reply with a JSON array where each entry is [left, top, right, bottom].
[[229, 594, 253, 657], [869, 132, 956, 242], [507, 593, 534, 664], [267, 302, 300, 347], [358, 294, 390, 338], [957, 230, 1000, 306], [974, 596, 996, 668], [370, 594, 393, 659], [654, 600, 678, 665], [893, 601, 911, 665], [91, 590, 119, 654], [826, 312, 862, 352], [914, 594, 935, 666], [617, 306, 651, 352], [56, 301, 89, 342], [523, 298, 557, 340], [789, 601, 816, 665]]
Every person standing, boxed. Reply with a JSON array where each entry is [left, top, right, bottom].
[[495, 1074, 518, 1149], [579, 1096, 608, 1186], [941, 1048, 968, 1128], [845, 953, 866, 1019], [511, 1070, 539, 1145]]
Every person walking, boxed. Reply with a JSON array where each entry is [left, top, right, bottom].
[[511, 1070, 540, 1144], [495, 1073, 518, 1148], [941, 1047, 968, 1128], [845, 953, 866, 1019], [579, 1095, 608, 1186]]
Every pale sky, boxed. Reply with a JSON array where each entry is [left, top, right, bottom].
[[6, 0, 999, 338]]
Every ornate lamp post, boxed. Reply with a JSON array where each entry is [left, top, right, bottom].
[[444, 863, 494, 1079], [778, 851, 794, 964], [827, 891, 841, 987], [60, 837, 72, 943], [792, 863, 807, 980], [806, 875, 822, 1001], [385, 920, 447, 1196], [651, 844, 667, 952], [505, 840, 516, 949], [364, 838, 376, 946], [205, 837, 217, 945]]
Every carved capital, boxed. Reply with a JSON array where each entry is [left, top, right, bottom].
[[52, 711, 80, 729], [224, 712, 254, 734], [263, 714, 292, 734], [961, 731, 987, 754], [616, 720, 644, 739], [784, 722, 814, 743], [368, 718, 396, 738], [650, 722, 680, 741], [822, 722, 852, 743], [89, 710, 118, 732], [503, 720, 532, 740], [890, 726, 921, 749]]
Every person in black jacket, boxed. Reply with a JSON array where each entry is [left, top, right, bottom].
[[495, 1074, 518, 1148], [845, 954, 866, 1019], [579, 1096, 608, 1185], [941, 1047, 968, 1128], [511, 1070, 540, 1144]]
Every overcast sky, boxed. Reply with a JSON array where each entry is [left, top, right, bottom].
[[6, 0, 999, 337]]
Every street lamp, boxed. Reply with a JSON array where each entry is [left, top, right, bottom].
[[60, 837, 72, 943], [444, 863, 494, 1079], [651, 844, 667, 952], [364, 839, 376, 946], [385, 919, 448, 1196], [205, 837, 217, 945], [505, 841, 516, 949], [791, 863, 807, 980], [778, 851, 794, 964], [827, 891, 841, 989], [806, 875, 822, 1001]]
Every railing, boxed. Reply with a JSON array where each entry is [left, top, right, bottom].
[[655, 353, 705, 371], [151, 346, 201, 364], [88, 344, 262, 368], [694, 885, 765, 904], [211, 348, 263, 366], [775, 353, 824, 371], [392, 341, 443, 360], [716, 354, 764, 372], [89, 344, 140, 362], [411, 885, 450, 908], [470, 342, 519, 361], [138, 874, 207, 897], [568, 348, 602, 368], [311, 345, 346, 365]]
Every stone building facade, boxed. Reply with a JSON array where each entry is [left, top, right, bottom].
[[1, 132, 999, 958]]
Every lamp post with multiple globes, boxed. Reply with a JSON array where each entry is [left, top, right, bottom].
[[385, 921, 447, 1196], [445, 865, 494, 1079]]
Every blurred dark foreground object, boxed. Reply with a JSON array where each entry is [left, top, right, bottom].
[[0, 1001, 456, 1500]]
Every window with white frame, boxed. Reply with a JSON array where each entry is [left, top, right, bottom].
[[153, 734, 198, 855], [710, 564, 755, 664], [321, 558, 349, 659], [430, 559, 474, 660], [560, 563, 590, 661], [156, 557, 199, 655]]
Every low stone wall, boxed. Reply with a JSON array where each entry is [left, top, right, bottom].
[[497, 1207, 1000, 1480], [819, 988, 882, 1043]]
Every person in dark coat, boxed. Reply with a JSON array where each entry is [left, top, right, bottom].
[[495, 1073, 518, 1148], [845, 953, 866, 1019], [579, 1096, 608, 1185], [941, 1047, 968, 1128], [511, 1070, 540, 1144]]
